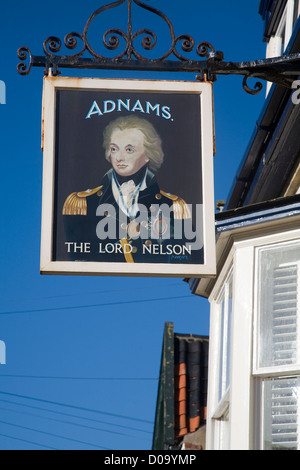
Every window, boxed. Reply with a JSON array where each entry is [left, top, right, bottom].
[[255, 241, 300, 450], [257, 243, 300, 370], [206, 210, 300, 449], [265, 0, 300, 94], [262, 377, 300, 450], [266, 0, 300, 59], [293, 0, 300, 26], [277, 16, 287, 56], [211, 270, 233, 449]]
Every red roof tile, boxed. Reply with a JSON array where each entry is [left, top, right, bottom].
[[153, 323, 209, 450], [174, 334, 209, 440]]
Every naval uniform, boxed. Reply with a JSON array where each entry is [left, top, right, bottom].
[[62, 166, 203, 264]]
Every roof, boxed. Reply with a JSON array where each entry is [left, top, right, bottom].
[[259, 0, 288, 41], [174, 333, 208, 439], [185, 9, 300, 295], [225, 15, 300, 210], [152, 322, 209, 450]]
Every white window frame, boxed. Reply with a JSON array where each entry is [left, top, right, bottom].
[[212, 400, 230, 451], [216, 270, 233, 403], [266, 0, 299, 59], [206, 262, 233, 450], [211, 270, 233, 450]]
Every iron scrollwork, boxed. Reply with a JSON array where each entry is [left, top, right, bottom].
[[17, 0, 218, 72], [17, 47, 33, 76], [17, 0, 300, 95]]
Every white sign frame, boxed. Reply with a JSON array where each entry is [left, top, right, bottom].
[[41, 76, 216, 278]]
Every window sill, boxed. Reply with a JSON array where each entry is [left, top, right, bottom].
[[212, 387, 230, 419]]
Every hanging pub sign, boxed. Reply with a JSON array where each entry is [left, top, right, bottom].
[[40, 77, 216, 277]]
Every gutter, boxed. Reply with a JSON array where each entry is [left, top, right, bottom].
[[186, 194, 300, 296]]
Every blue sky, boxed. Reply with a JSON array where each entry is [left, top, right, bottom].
[[0, 0, 266, 450]]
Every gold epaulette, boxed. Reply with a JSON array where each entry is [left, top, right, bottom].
[[160, 190, 192, 220], [62, 186, 103, 215]]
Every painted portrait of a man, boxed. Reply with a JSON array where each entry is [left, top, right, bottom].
[[62, 115, 203, 264]]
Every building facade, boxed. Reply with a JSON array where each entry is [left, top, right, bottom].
[[189, 0, 300, 450]]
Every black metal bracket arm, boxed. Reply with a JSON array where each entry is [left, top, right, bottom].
[[17, 0, 300, 95]]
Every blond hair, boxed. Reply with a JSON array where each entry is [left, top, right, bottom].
[[103, 116, 164, 172]]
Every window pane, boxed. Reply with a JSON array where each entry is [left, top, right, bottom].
[[293, 0, 299, 26], [263, 377, 299, 450], [280, 25, 286, 54], [226, 279, 232, 391], [258, 244, 300, 369], [217, 274, 233, 402], [218, 291, 225, 402]]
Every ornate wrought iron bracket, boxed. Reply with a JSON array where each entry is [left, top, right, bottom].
[[17, 0, 300, 95]]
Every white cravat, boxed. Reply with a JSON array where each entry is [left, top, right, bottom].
[[112, 171, 148, 219], [120, 180, 137, 208]]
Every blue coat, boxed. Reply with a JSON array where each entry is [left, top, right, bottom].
[[62, 169, 203, 264]]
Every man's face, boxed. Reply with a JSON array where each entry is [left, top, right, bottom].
[[109, 128, 149, 177]]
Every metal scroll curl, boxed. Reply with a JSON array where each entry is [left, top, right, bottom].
[[102, 29, 129, 59], [132, 29, 158, 60], [130, 0, 181, 62], [173, 35, 195, 61], [197, 42, 215, 58], [43, 33, 86, 58], [83, 0, 128, 59], [17, 47, 33, 76], [242, 74, 264, 95], [63, 32, 86, 58], [43, 36, 62, 55]]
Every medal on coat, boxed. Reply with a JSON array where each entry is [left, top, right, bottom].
[[153, 215, 168, 237], [127, 220, 141, 239]]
